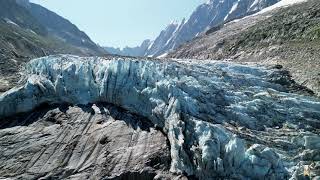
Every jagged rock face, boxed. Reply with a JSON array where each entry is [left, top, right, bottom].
[[0, 55, 320, 179], [145, 0, 279, 57], [144, 22, 180, 57], [106, 0, 279, 57], [0, 103, 171, 179]]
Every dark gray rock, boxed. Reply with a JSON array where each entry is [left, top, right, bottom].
[[0, 103, 172, 179]]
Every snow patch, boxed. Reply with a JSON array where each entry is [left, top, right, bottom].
[[258, 0, 307, 14], [157, 53, 168, 58], [4, 18, 19, 27], [250, 0, 261, 10], [224, 0, 240, 21]]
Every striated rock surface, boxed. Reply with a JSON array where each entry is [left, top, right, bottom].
[[0, 55, 319, 179], [0, 103, 171, 179]]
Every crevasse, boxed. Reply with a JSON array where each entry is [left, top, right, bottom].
[[0, 55, 319, 179]]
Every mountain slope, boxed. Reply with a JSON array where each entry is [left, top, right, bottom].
[[145, 21, 181, 57], [169, 0, 320, 96], [109, 0, 279, 57], [28, 3, 105, 54], [0, 0, 106, 93], [0, 0, 47, 36], [147, 0, 280, 57]]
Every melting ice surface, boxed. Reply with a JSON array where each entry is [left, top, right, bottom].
[[0, 55, 319, 179]]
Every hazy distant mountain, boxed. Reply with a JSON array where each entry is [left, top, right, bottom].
[[104, 40, 152, 57], [110, 0, 280, 57]]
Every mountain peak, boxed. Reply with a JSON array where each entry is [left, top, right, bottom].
[[104, 0, 280, 58], [141, 0, 280, 57], [169, 19, 180, 26]]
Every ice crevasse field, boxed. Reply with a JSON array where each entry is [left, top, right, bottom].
[[0, 55, 319, 179]]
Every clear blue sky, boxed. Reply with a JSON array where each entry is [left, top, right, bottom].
[[30, 0, 205, 48]]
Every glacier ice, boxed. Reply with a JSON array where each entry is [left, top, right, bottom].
[[0, 55, 319, 179]]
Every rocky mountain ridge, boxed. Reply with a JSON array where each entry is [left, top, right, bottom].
[[0, 0, 106, 93], [108, 0, 280, 57], [104, 39, 152, 57], [28, 2, 104, 54], [169, 0, 320, 97]]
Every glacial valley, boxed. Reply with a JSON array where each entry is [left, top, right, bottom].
[[0, 55, 319, 179]]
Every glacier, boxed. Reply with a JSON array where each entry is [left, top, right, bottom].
[[0, 55, 319, 179]]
